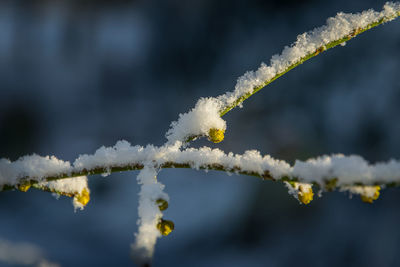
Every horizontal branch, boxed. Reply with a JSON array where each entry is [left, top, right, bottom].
[[2, 142, 400, 193], [2, 162, 275, 192]]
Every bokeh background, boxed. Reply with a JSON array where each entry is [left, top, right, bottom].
[[0, 0, 400, 266]]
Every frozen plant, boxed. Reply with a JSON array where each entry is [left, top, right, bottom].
[[1, 2, 400, 266]]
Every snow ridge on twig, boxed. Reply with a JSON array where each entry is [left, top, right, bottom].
[[0, 2, 399, 265], [2, 140, 400, 188], [166, 2, 400, 143]]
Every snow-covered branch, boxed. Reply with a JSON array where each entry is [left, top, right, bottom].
[[2, 140, 400, 194], [166, 2, 400, 144], [1, 2, 400, 266]]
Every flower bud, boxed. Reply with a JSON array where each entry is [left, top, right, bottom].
[[208, 128, 225, 143], [361, 186, 380, 203], [157, 219, 175, 236], [75, 188, 90, 206], [298, 185, 314, 205], [18, 182, 31, 192], [156, 198, 169, 211]]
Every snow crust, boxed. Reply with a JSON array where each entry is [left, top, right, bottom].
[[39, 176, 89, 210], [0, 155, 89, 210], [2, 141, 400, 189], [131, 167, 168, 263], [39, 176, 88, 195], [166, 97, 226, 144], [0, 155, 71, 186], [292, 154, 400, 185], [165, 2, 400, 144], [340, 185, 379, 198], [1, 2, 399, 263], [217, 2, 400, 109]]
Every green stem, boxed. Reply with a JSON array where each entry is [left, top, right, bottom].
[[4, 159, 398, 194], [1, 162, 275, 192]]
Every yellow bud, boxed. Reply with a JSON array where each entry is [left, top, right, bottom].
[[157, 219, 175, 236], [361, 186, 380, 203], [156, 198, 169, 211], [18, 183, 31, 192], [298, 185, 314, 205], [75, 188, 90, 207], [208, 128, 225, 143], [324, 178, 338, 192]]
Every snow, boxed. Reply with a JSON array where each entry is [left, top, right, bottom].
[[39, 176, 88, 195], [2, 141, 400, 190], [165, 2, 400, 144], [292, 154, 400, 186], [216, 1, 400, 109], [166, 97, 226, 144], [131, 166, 168, 264], [1, 1, 399, 264], [0, 154, 89, 210], [72, 141, 292, 180], [0, 155, 71, 186], [340, 185, 379, 199], [74, 140, 145, 171], [38, 176, 90, 210]]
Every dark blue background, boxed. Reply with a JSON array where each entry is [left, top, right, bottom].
[[0, 0, 399, 266]]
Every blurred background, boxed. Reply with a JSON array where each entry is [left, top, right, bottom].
[[0, 0, 399, 266]]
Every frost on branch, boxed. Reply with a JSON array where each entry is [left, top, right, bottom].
[[166, 97, 226, 144], [39, 176, 90, 211], [0, 155, 71, 187], [292, 154, 400, 186], [3, 142, 400, 197], [215, 2, 400, 112], [131, 166, 169, 265], [341, 185, 381, 203], [1, 2, 400, 264], [164, 2, 400, 146], [0, 155, 90, 210]]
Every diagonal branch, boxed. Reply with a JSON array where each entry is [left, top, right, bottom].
[[218, 6, 400, 116], [166, 3, 400, 145]]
